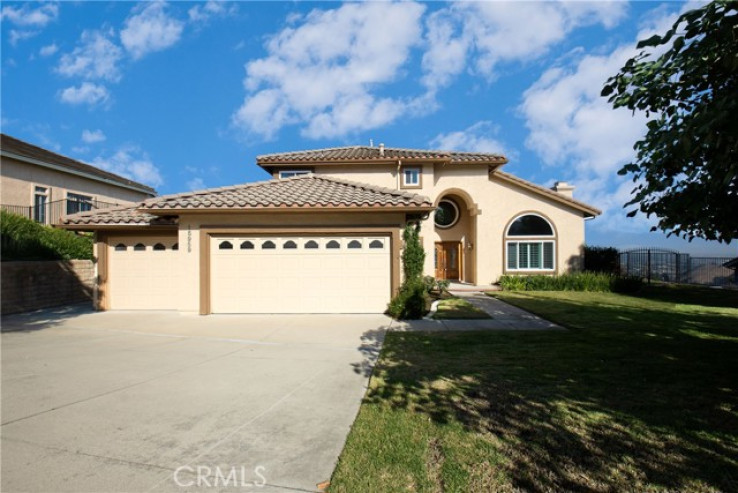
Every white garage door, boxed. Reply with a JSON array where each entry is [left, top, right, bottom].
[[210, 235, 391, 313], [107, 236, 180, 310]]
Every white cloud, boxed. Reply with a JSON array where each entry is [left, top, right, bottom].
[[93, 146, 164, 188], [1, 3, 58, 27], [81, 129, 106, 143], [186, 177, 206, 190], [188, 0, 235, 24], [430, 121, 513, 158], [59, 82, 110, 106], [518, 4, 698, 233], [39, 42, 58, 57], [8, 29, 38, 45], [121, 2, 184, 60], [232, 1, 426, 140], [422, 1, 627, 92], [57, 30, 123, 81]]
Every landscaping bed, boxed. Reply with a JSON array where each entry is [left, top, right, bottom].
[[330, 288, 738, 492]]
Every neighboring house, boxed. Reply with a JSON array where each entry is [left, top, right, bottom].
[[59, 145, 600, 315], [0, 134, 156, 225]]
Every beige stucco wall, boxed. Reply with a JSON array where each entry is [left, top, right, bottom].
[[314, 163, 589, 283], [174, 211, 407, 312], [0, 156, 152, 210]]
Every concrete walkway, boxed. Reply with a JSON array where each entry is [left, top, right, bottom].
[[390, 291, 563, 332]]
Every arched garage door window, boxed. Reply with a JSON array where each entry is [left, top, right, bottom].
[[505, 214, 555, 271]]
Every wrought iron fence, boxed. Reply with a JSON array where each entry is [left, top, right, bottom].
[[1, 199, 120, 225], [619, 247, 735, 287]]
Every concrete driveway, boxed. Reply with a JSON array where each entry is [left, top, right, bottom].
[[1, 306, 388, 492]]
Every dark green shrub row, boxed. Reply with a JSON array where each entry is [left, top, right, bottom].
[[1, 210, 93, 261], [498, 272, 643, 293], [583, 245, 620, 274]]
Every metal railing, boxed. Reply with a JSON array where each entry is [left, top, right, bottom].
[[619, 248, 735, 287], [1, 199, 121, 225]]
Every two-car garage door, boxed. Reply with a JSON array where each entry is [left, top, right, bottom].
[[210, 235, 391, 313]]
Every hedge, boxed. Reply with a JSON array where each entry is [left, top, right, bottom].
[[1, 210, 93, 261], [498, 272, 643, 293]]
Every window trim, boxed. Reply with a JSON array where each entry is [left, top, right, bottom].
[[400, 166, 422, 189], [434, 199, 460, 229], [278, 170, 311, 179], [505, 240, 556, 272]]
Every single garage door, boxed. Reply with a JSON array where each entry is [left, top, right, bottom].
[[210, 235, 391, 313], [107, 236, 180, 310]]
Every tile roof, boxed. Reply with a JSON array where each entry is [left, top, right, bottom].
[[256, 145, 507, 166], [493, 170, 602, 217], [0, 133, 156, 195], [139, 174, 434, 211], [61, 205, 177, 227]]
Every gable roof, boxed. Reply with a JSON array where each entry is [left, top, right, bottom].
[[139, 174, 434, 212], [0, 133, 156, 196], [492, 170, 601, 217], [257, 145, 507, 168]]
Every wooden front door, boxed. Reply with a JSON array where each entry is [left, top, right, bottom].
[[435, 241, 461, 280]]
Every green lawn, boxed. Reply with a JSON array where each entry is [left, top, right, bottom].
[[330, 286, 738, 492], [432, 298, 492, 320]]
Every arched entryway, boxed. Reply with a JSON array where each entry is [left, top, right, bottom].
[[431, 189, 478, 283]]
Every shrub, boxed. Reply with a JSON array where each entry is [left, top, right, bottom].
[[497, 272, 643, 293], [611, 275, 644, 293], [1, 210, 93, 261], [584, 246, 620, 274], [388, 222, 428, 319], [423, 276, 451, 294], [402, 222, 425, 281], [387, 278, 429, 319]]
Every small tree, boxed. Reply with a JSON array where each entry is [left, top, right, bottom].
[[402, 222, 425, 281]]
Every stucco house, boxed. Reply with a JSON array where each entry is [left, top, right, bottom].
[[60, 145, 600, 314], [0, 134, 156, 225]]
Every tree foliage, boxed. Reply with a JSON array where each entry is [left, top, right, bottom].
[[402, 222, 425, 280], [602, 1, 738, 243]]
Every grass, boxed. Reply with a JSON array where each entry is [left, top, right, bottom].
[[329, 286, 738, 492], [432, 298, 492, 320]]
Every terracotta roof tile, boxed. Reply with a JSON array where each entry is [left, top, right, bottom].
[[256, 145, 507, 166], [1, 133, 157, 195], [61, 205, 177, 227], [139, 174, 434, 211]]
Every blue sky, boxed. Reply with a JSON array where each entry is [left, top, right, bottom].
[[1, 1, 734, 256]]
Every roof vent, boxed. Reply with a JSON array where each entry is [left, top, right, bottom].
[[379, 143, 385, 157], [552, 181, 575, 198]]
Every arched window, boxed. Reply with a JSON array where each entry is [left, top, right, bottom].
[[505, 214, 555, 271], [347, 240, 362, 249], [172, 243, 179, 251], [114, 243, 127, 251], [283, 240, 297, 249], [326, 240, 340, 249], [369, 240, 384, 249], [153, 243, 166, 251], [133, 243, 146, 251], [304, 240, 319, 249], [219, 241, 233, 250], [507, 214, 554, 236], [434, 199, 460, 229], [240, 241, 254, 250], [262, 240, 276, 249]]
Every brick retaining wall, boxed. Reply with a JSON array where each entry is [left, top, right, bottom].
[[1, 260, 95, 315]]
